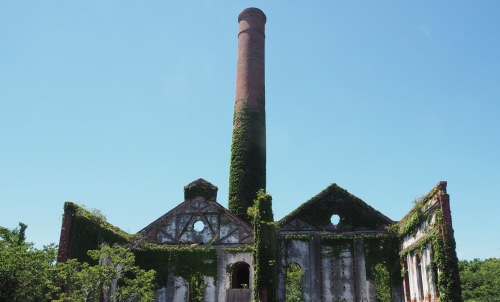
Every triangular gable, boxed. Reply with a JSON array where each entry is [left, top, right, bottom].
[[139, 179, 253, 245], [278, 183, 393, 231]]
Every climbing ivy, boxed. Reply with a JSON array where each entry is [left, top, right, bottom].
[[64, 202, 130, 264], [400, 230, 461, 302], [278, 184, 392, 230], [396, 193, 462, 302], [374, 263, 391, 302], [362, 235, 401, 286], [222, 246, 254, 253], [184, 180, 218, 201], [228, 96, 266, 223], [320, 234, 401, 286], [250, 190, 276, 302], [283, 234, 313, 243], [134, 246, 217, 287], [320, 235, 353, 259]]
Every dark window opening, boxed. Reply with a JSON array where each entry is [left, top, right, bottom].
[[231, 262, 250, 289]]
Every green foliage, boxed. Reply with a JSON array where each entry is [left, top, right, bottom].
[[363, 235, 401, 287], [0, 223, 59, 302], [64, 202, 130, 264], [252, 190, 276, 302], [189, 272, 204, 302], [222, 246, 254, 253], [55, 243, 156, 302], [0, 222, 27, 245], [286, 263, 302, 302], [459, 258, 500, 302], [278, 184, 392, 230], [397, 199, 462, 302], [399, 210, 423, 238], [320, 233, 400, 288], [184, 180, 218, 201], [375, 263, 391, 302], [134, 246, 217, 287], [228, 96, 266, 223], [283, 234, 313, 242], [320, 235, 353, 259]]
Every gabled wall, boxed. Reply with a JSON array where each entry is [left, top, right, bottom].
[[136, 179, 255, 302], [277, 184, 403, 302]]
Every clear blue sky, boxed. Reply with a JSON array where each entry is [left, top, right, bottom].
[[1, 1, 499, 261]]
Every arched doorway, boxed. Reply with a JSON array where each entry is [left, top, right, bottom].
[[231, 262, 250, 289]]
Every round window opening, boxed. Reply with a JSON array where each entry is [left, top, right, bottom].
[[331, 214, 340, 226], [193, 221, 205, 232]]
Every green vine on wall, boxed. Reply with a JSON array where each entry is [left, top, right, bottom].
[[319, 234, 401, 286], [250, 190, 276, 302], [228, 97, 266, 223], [184, 180, 218, 201], [222, 246, 254, 253], [320, 235, 354, 259], [283, 234, 313, 243], [134, 246, 218, 287], [64, 202, 130, 264], [278, 184, 393, 230], [396, 194, 462, 302]]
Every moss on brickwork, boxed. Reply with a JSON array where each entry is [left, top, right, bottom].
[[64, 202, 130, 264], [228, 97, 266, 223], [250, 190, 276, 302], [184, 179, 218, 201], [278, 184, 392, 229]]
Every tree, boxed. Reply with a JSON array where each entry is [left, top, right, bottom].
[[374, 263, 391, 302], [459, 258, 500, 302], [285, 263, 302, 302], [0, 223, 59, 302], [1, 223, 156, 302], [55, 243, 156, 302]]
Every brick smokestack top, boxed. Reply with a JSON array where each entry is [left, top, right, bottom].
[[228, 8, 267, 223], [235, 8, 266, 113]]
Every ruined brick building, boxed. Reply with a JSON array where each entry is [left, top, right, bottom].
[[57, 8, 462, 302]]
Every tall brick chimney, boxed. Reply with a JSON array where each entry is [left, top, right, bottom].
[[228, 8, 267, 223]]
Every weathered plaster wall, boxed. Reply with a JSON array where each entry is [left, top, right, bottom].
[[401, 209, 440, 301], [399, 182, 460, 302], [216, 250, 253, 302], [320, 242, 356, 301], [277, 236, 379, 302], [153, 249, 252, 302], [404, 244, 439, 302]]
